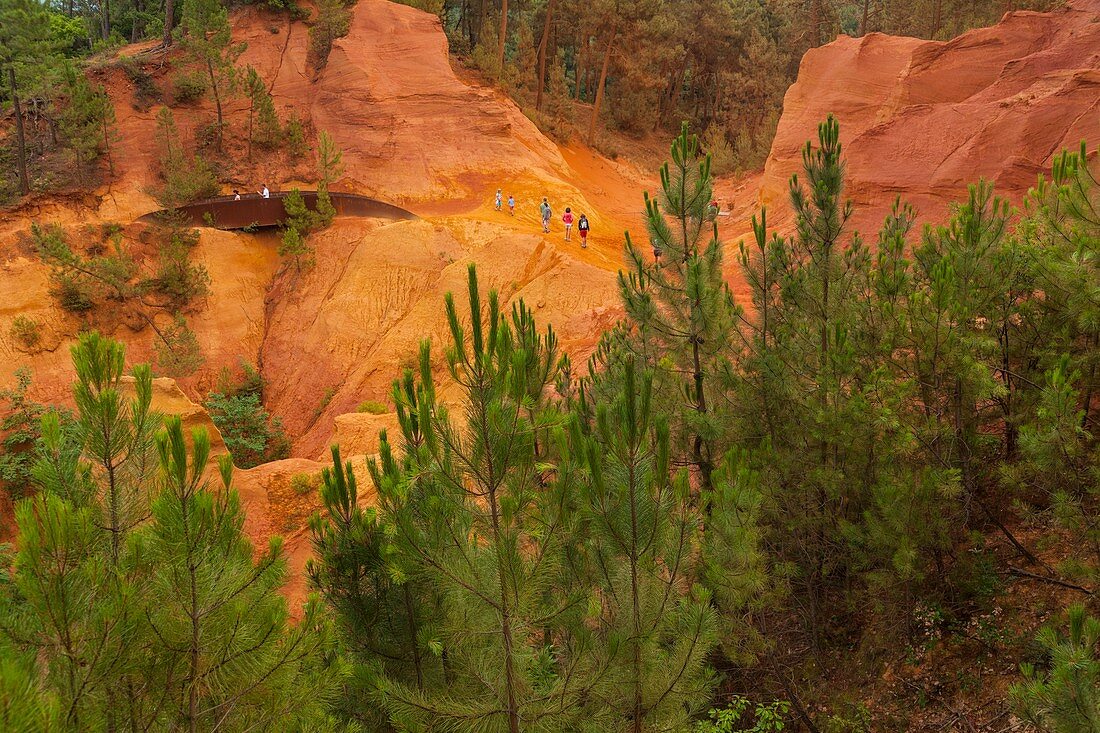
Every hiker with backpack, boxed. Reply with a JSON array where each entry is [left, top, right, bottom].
[[540, 197, 552, 233], [577, 213, 590, 248]]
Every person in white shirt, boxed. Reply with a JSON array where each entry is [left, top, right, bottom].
[[260, 184, 270, 198], [233, 189, 241, 200]]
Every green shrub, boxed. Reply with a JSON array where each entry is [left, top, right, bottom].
[[694, 697, 789, 732], [195, 120, 225, 151], [307, 0, 350, 70], [54, 274, 97, 312], [120, 57, 160, 111], [150, 220, 210, 308], [160, 154, 221, 207], [216, 359, 265, 399], [290, 472, 317, 495], [9, 316, 42, 350], [312, 386, 337, 423], [0, 368, 47, 499], [356, 400, 386, 415], [285, 117, 307, 159], [153, 315, 205, 378], [171, 71, 206, 103], [204, 391, 290, 469], [155, 107, 221, 207], [32, 223, 137, 312], [1011, 604, 1100, 732]]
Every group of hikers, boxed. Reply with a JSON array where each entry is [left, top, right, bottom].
[[496, 189, 590, 248]]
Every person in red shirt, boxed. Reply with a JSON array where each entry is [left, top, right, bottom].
[[562, 207, 575, 241], [577, 213, 589, 249]]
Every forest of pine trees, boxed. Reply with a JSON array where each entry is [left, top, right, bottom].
[[1, 115, 1099, 730]]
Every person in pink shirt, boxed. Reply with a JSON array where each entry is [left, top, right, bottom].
[[562, 207, 575, 241]]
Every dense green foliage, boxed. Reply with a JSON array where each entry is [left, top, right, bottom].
[[1011, 605, 1100, 731], [0, 333, 338, 730], [204, 364, 291, 468], [304, 121, 1100, 730]]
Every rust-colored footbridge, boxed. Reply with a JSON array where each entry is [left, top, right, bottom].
[[138, 191, 417, 230]]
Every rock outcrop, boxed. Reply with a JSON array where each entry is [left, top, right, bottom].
[[724, 0, 1100, 240]]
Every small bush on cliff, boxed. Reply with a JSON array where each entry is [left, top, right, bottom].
[[153, 315, 205, 378], [150, 215, 211, 308], [120, 57, 161, 111], [216, 360, 265, 400], [154, 107, 221, 208], [307, 0, 350, 70], [355, 400, 386, 414], [9, 317, 42, 351], [204, 391, 290, 468], [170, 70, 207, 103], [291, 472, 318, 495]]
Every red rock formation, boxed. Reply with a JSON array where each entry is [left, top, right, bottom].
[[728, 0, 1100, 241]]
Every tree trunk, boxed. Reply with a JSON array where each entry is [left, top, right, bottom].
[[860, 0, 870, 35], [9, 68, 30, 196], [629, 456, 644, 733], [208, 60, 224, 150], [101, 0, 111, 41], [497, 0, 508, 76], [810, 0, 823, 46], [930, 0, 943, 38], [588, 23, 617, 143], [489, 488, 521, 733], [574, 37, 587, 101], [535, 0, 555, 111], [163, 0, 175, 47]]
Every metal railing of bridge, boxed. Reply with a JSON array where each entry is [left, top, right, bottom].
[[137, 191, 418, 230]]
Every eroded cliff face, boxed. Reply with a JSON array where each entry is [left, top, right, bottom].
[[720, 0, 1100, 245], [0, 0, 644, 456]]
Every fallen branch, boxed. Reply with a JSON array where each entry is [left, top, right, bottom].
[[1004, 566, 1093, 595]]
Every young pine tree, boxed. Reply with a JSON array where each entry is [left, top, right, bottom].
[[141, 416, 338, 731], [0, 331, 161, 730], [1010, 604, 1100, 731], [354, 265, 594, 732], [178, 0, 246, 151], [617, 122, 739, 493], [309, 443, 442, 729], [245, 64, 283, 151], [571, 358, 722, 732], [57, 62, 115, 182], [316, 130, 344, 227]]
